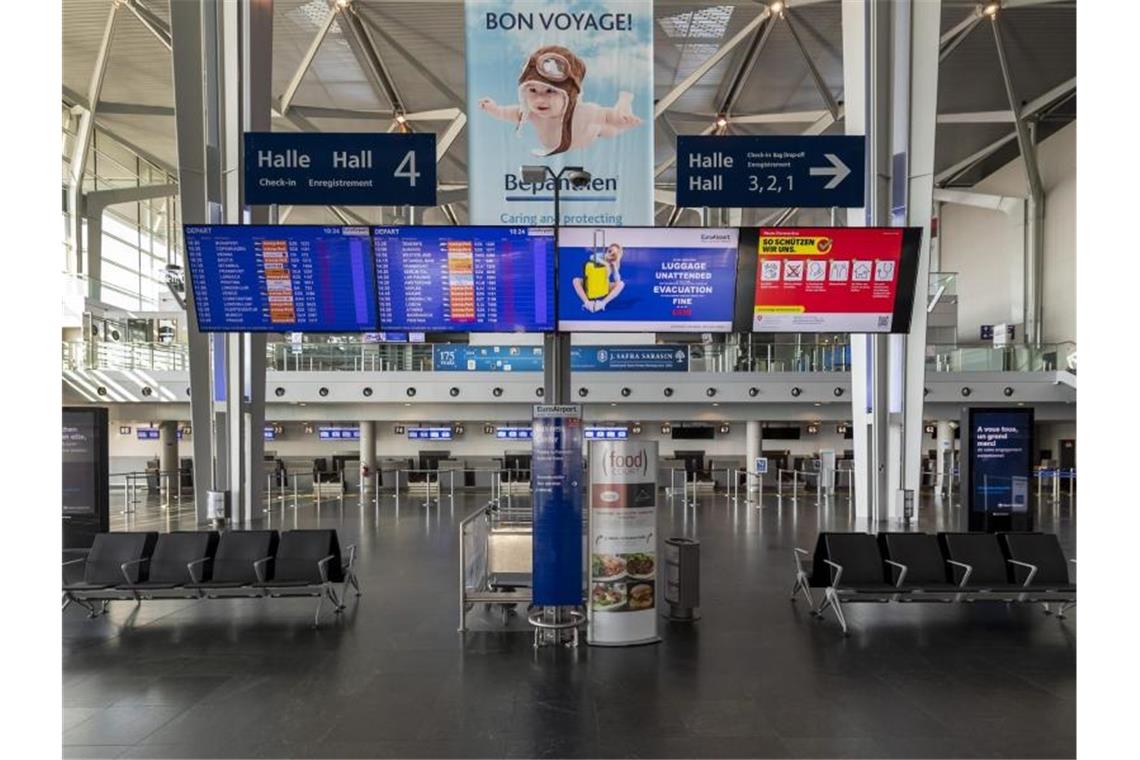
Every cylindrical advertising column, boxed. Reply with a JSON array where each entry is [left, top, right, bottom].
[[745, 421, 762, 494], [935, 420, 954, 496], [359, 421, 376, 492], [587, 439, 660, 647], [159, 420, 179, 479]]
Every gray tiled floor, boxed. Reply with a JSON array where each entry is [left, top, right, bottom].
[[64, 488, 1077, 759]]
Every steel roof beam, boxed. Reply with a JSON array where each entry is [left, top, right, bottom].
[[935, 131, 1017, 185], [355, 8, 466, 106], [782, 8, 841, 119], [338, 3, 406, 115], [937, 110, 1015, 123], [279, 3, 339, 115], [718, 15, 777, 117], [124, 0, 171, 51]]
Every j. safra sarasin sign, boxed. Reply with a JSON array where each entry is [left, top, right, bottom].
[[465, 1, 653, 226]]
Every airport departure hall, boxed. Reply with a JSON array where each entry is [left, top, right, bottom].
[[53, 1, 1085, 758]]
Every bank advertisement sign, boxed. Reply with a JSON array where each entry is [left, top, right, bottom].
[[464, 1, 654, 226], [588, 440, 660, 646], [532, 404, 585, 606], [557, 227, 739, 332]]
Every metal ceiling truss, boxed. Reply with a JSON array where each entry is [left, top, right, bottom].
[[123, 0, 171, 51]]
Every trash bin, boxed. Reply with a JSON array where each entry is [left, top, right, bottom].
[[207, 490, 229, 530], [664, 537, 700, 621]]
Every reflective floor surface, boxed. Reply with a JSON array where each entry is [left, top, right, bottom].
[[64, 488, 1076, 759]]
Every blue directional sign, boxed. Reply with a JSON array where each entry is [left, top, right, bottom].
[[675, 135, 865, 208], [243, 132, 437, 206]]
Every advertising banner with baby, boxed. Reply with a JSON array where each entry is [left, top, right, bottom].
[[464, 0, 654, 226]]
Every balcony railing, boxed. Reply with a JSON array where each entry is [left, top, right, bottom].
[[62, 339, 1076, 376]]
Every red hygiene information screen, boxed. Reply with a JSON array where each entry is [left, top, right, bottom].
[[752, 227, 909, 333]]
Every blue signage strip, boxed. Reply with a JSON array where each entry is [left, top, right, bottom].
[[431, 344, 689, 372], [572, 346, 689, 372], [676, 135, 866, 208], [531, 405, 585, 606], [432, 345, 544, 372], [408, 427, 454, 441], [243, 132, 437, 206]]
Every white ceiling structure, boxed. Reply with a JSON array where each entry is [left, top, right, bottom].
[[62, 0, 1076, 226]]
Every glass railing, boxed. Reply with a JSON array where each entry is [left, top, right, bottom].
[[926, 342, 1076, 373], [928, 271, 958, 298], [62, 340, 189, 372], [62, 339, 1076, 375]]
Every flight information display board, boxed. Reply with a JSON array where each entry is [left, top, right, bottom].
[[747, 227, 921, 333], [184, 225, 378, 332], [372, 226, 555, 332], [557, 227, 739, 332]]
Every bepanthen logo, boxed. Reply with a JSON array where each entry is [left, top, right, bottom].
[[601, 447, 649, 478]]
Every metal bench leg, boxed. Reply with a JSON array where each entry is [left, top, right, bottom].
[[61, 593, 71, 612], [822, 589, 848, 635], [813, 593, 831, 619], [1057, 601, 1075, 619], [313, 592, 327, 628], [1042, 602, 1052, 615], [100, 600, 110, 616], [325, 584, 344, 612]]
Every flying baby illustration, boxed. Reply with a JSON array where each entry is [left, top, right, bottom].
[[477, 45, 642, 156]]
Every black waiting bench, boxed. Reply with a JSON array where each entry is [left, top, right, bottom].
[[62, 529, 361, 627], [791, 531, 1075, 635]]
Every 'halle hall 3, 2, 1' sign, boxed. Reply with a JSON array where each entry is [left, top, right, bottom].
[[243, 132, 437, 207], [676, 134, 865, 209]]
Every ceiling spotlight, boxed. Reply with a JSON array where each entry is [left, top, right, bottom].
[[535, 387, 544, 397], [982, 2, 999, 18], [141, 386, 153, 397], [362, 387, 373, 397], [335, 0, 352, 10], [706, 388, 717, 398], [961, 387, 972, 397], [492, 387, 504, 397], [769, 1, 785, 15], [790, 387, 802, 397], [663, 387, 674, 397], [394, 111, 407, 124], [748, 387, 760, 398], [715, 114, 728, 129], [450, 387, 460, 397], [578, 387, 589, 398], [275, 387, 285, 397], [406, 387, 416, 397], [833, 387, 844, 397], [1003, 386, 1014, 397], [319, 387, 329, 397], [621, 387, 632, 397]]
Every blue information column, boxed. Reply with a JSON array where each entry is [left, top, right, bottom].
[[531, 404, 585, 606]]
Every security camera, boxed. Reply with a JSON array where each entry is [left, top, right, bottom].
[[566, 168, 592, 189]]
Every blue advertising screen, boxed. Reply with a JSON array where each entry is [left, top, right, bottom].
[[373, 226, 555, 332], [408, 427, 453, 440], [557, 227, 740, 332], [966, 409, 1033, 514], [319, 427, 360, 441], [184, 226, 378, 332]]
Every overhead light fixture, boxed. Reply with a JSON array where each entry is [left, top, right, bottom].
[[394, 112, 407, 124], [335, 0, 352, 10], [715, 114, 728, 129], [769, 1, 785, 16], [982, 2, 999, 17]]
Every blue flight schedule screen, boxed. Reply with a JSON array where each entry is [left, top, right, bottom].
[[184, 225, 378, 332], [372, 226, 555, 332]]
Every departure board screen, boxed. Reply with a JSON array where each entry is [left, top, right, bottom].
[[372, 226, 555, 332], [184, 225, 379, 332]]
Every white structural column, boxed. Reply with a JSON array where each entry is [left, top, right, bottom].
[[897, 0, 942, 519], [843, 0, 940, 524], [360, 421, 376, 493], [745, 421, 762, 494], [220, 0, 273, 526], [170, 0, 223, 521]]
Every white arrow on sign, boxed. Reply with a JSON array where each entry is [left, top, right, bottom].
[[809, 153, 851, 189]]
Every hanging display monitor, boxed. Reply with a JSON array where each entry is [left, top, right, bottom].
[[184, 225, 379, 332], [373, 226, 555, 332], [557, 227, 739, 332], [740, 227, 922, 333]]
